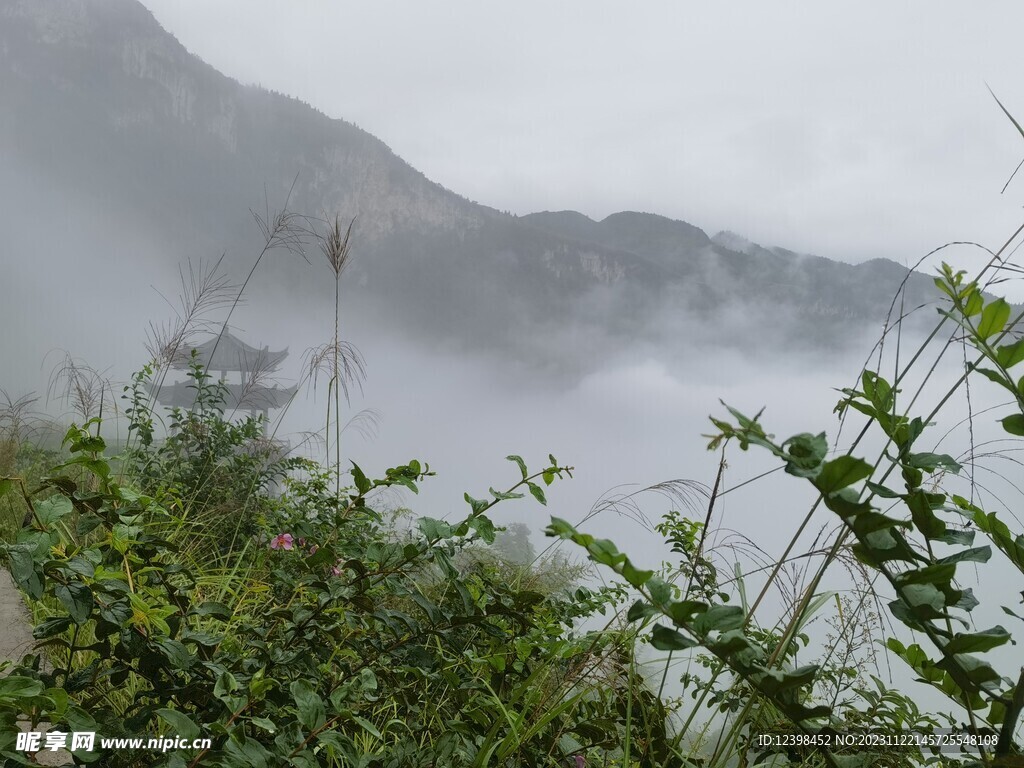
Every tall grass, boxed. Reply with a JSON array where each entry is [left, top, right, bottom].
[[0, 195, 687, 767]]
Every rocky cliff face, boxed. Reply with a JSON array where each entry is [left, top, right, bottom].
[[0, 0, 951, 370], [1, 0, 486, 244]]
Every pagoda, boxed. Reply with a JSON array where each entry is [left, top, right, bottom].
[[153, 330, 298, 433]]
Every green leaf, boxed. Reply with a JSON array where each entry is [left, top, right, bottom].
[[349, 462, 371, 495], [893, 416, 926, 451], [57, 454, 109, 479], [6, 545, 34, 583], [866, 481, 900, 499], [945, 626, 1012, 654], [626, 600, 656, 622], [936, 546, 991, 566], [468, 515, 496, 543], [896, 562, 956, 587], [586, 538, 624, 568], [622, 561, 654, 588], [0, 676, 44, 699], [964, 289, 984, 317], [646, 576, 672, 607], [250, 716, 277, 734], [974, 366, 1016, 394], [33, 616, 73, 639], [954, 588, 979, 613], [936, 527, 975, 546], [411, 593, 442, 624], [488, 487, 523, 502], [54, 582, 93, 625], [650, 624, 696, 651], [290, 680, 326, 731], [971, 509, 1024, 573], [996, 338, 1024, 368], [934, 275, 955, 300], [1002, 606, 1024, 625], [214, 671, 246, 711], [906, 490, 946, 540], [814, 456, 873, 495], [506, 455, 527, 479], [1001, 414, 1024, 436], [43, 686, 69, 717], [223, 736, 272, 768], [545, 517, 576, 539], [906, 452, 961, 474], [527, 482, 546, 505], [901, 464, 923, 491], [180, 630, 220, 648], [978, 298, 1010, 339], [70, 433, 105, 454], [755, 664, 820, 694], [358, 668, 378, 694], [692, 604, 745, 635], [190, 601, 232, 620], [63, 556, 96, 579], [34, 496, 73, 526], [76, 514, 103, 537], [667, 600, 708, 625], [306, 543, 336, 567], [900, 583, 946, 613], [155, 638, 194, 670], [156, 709, 201, 741], [352, 716, 383, 740], [418, 517, 452, 540], [464, 493, 489, 515], [782, 432, 828, 478], [936, 652, 1001, 694]]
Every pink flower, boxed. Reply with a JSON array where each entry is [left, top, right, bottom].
[[309, 544, 319, 555], [270, 533, 294, 551], [298, 538, 306, 548], [574, 757, 585, 768], [331, 564, 342, 577]]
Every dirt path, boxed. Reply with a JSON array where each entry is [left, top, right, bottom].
[[0, 567, 36, 665], [1, 569, 72, 766]]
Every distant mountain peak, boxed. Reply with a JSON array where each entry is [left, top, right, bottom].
[[711, 230, 761, 255], [1, 0, 490, 242], [601, 210, 681, 225], [1, 0, 954, 368], [2, 0, 165, 46]]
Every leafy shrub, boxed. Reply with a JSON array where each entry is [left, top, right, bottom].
[[548, 262, 1024, 767], [122, 358, 298, 555], [1, 412, 673, 767]]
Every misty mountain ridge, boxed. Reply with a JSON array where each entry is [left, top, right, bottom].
[[3, 0, 947, 376]]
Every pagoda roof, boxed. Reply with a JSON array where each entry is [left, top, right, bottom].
[[150, 381, 298, 410], [171, 331, 289, 372]]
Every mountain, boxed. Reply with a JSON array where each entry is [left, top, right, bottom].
[[1, 0, 946, 375]]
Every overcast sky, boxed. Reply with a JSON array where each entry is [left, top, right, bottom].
[[140, 1, 1024, 276]]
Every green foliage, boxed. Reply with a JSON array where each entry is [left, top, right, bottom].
[[698, 266, 1024, 761], [10, 185, 1024, 767], [546, 516, 831, 729], [655, 510, 724, 603], [542, 254, 1024, 766], [122, 356, 301, 553], [0, 409, 672, 766]]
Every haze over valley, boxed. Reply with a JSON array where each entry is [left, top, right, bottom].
[[4, 3, 1024, 753]]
